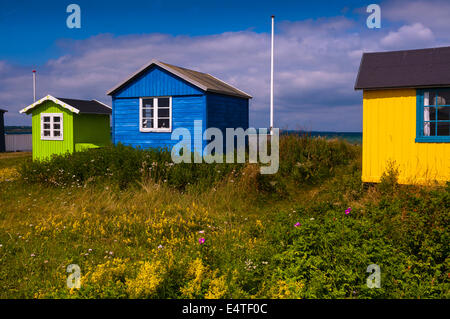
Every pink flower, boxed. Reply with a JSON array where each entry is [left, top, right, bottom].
[[198, 238, 205, 245], [294, 222, 301, 227], [345, 207, 352, 215]]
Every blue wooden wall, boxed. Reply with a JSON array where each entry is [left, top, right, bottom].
[[111, 65, 249, 154], [206, 92, 249, 133]]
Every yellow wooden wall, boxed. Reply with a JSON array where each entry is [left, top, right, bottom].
[[363, 89, 450, 185]]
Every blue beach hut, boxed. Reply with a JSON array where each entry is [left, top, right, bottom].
[[107, 60, 252, 153]]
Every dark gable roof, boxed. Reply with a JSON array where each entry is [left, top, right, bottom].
[[107, 59, 252, 99], [355, 46, 450, 90], [56, 98, 112, 114]]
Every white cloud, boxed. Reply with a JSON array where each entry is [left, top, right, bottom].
[[383, 0, 450, 33], [2, 5, 450, 131], [380, 23, 434, 49]]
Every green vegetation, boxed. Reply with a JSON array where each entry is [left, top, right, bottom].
[[0, 136, 448, 299]]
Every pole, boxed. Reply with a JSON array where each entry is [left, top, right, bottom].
[[32, 70, 36, 102], [270, 15, 274, 136]]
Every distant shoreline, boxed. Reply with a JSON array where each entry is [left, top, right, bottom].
[[4, 126, 363, 143]]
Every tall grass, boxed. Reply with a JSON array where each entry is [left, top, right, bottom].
[[0, 135, 448, 298]]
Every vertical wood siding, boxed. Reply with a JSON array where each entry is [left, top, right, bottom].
[[113, 95, 206, 151], [114, 66, 203, 98], [31, 101, 74, 161], [363, 89, 450, 184], [206, 93, 249, 133], [73, 113, 111, 146]]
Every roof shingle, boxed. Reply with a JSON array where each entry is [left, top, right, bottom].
[[56, 98, 111, 114], [355, 46, 450, 90]]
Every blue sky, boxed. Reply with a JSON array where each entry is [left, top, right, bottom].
[[1, 0, 450, 130]]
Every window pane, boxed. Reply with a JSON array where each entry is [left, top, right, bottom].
[[44, 123, 50, 129], [54, 131, 61, 137], [424, 91, 436, 106], [158, 98, 169, 108], [437, 91, 450, 105], [53, 123, 60, 129], [158, 119, 170, 128], [142, 99, 153, 108], [158, 108, 170, 117], [142, 108, 153, 118], [142, 119, 153, 129], [43, 130, 51, 136], [54, 116, 61, 122], [424, 122, 435, 136], [437, 107, 450, 121], [437, 122, 450, 136], [429, 107, 436, 121], [43, 116, 50, 122]]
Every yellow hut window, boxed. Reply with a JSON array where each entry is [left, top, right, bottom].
[[416, 89, 450, 142]]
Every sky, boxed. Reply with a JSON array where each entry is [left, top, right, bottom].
[[1, 0, 450, 131]]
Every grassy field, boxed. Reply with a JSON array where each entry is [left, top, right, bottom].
[[0, 137, 448, 299]]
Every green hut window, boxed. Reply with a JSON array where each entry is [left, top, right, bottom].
[[139, 97, 172, 132], [416, 89, 450, 142], [40, 113, 63, 141]]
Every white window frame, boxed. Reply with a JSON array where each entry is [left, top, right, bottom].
[[139, 96, 172, 132], [40, 113, 64, 140]]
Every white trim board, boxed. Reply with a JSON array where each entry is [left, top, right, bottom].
[[20, 95, 80, 114]]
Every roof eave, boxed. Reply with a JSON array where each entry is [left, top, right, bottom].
[[355, 84, 450, 91], [19, 95, 80, 114], [206, 88, 252, 99]]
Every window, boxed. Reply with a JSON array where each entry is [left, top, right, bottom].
[[139, 97, 172, 132], [416, 89, 450, 142], [40, 113, 63, 140]]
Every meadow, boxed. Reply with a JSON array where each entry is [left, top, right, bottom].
[[0, 135, 448, 299]]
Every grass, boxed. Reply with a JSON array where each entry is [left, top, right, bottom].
[[0, 137, 448, 299]]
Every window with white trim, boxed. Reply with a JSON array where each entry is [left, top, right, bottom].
[[41, 113, 63, 140], [140, 97, 172, 132]]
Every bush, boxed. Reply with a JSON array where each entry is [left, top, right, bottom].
[[19, 144, 244, 190], [19, 135, 359, 193]]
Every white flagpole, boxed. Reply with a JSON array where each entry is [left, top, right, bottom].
[[270, 15, 274, 136], [32, 70, 36, 102]]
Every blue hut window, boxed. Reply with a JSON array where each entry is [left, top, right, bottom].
[[139, 97, 172, 132], [416, 89, 450, 142]]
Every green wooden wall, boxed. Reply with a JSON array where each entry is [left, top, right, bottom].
[[73, 113, 111, 151], [31, 101, 74, 160], [30, 101, 111, 160]]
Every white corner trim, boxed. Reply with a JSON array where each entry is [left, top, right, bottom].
[[93, 99, 112, 109], [19, 95, 80, 114]]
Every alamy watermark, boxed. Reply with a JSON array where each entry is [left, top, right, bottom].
[[66, 4, 81, 29], [170, 121, 279, 174], [67, 264, 81, 289], [366, 264, 381, 288], [366, 4, 381, 29]]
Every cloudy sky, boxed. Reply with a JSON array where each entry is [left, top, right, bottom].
[[1, 0, 450, 131]]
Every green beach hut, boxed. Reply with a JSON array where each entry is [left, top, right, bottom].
[[20, 95, 111, 160]]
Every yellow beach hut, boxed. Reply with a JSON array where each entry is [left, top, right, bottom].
[[355, 46, 450, 185]]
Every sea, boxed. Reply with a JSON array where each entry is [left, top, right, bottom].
[[5, 127, 363, 144]]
